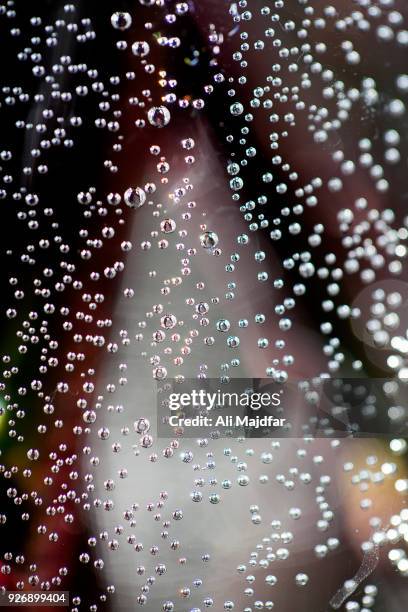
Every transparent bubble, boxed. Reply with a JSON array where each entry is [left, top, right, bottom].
[[148, 106, 171, 128], [111, 12, 132, 31], [200, 231, 219, 249], [132, 41, 150, 57], [124, 187, 146, 208]]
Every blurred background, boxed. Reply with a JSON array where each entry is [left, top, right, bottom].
[[1, 0, 408, 610]]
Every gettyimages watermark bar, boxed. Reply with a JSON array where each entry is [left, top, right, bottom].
[[156, 378, 408, 439]]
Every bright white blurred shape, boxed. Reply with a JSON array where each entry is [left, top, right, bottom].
[[397, 558, 408, 573], [387, 355, 401, 368], [381, 462, 396, 475], [390, 438, 407, 454], [397, 367, 408, 380], [395, 479, 408, 492], [391, 336, 408, 353]]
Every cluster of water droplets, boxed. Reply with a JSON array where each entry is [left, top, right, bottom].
[[0, 0, 408, 611]]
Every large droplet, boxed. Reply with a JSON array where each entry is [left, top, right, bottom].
[[148, 106, 171, 128]]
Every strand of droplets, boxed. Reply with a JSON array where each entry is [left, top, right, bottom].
[[1, 1, 408, 612]]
